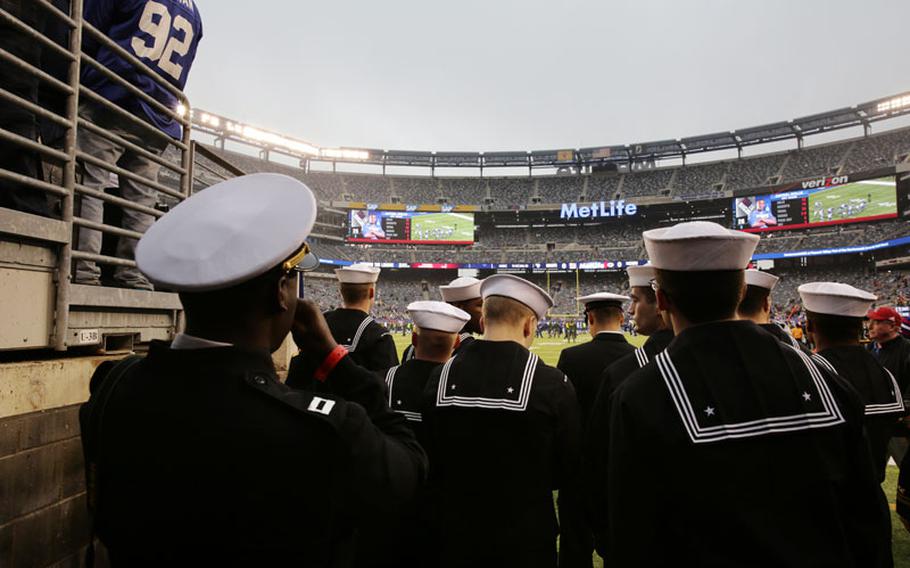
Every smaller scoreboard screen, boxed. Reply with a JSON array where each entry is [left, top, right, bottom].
[[733, 175, 898, 232], [347, 210, 475, 245]]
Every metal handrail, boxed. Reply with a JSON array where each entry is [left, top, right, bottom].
[[0, 8, 76, 61], [78, 87, 188, 149], [77, 118, 187, 174], [75, 151, 187, 200]]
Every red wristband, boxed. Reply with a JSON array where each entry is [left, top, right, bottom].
[[314, 345, 348, 382]]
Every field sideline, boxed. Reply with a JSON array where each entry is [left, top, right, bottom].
[[392, 333, 910, 566]]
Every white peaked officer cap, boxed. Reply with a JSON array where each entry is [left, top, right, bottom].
[[335, 262, 380, 284], [135, 173, 318, 292], [626, 264, 655, 288], [577, 292, 631, 307], [798, 282, 877, 318], [439, 276, 483, 302], [480, 274, 554, 320], [745, 269, 780, 291], [643, 221, 759, 271], [407, 301, 471, 333]]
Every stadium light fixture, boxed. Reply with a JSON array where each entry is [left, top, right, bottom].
[[175, 103, 187, 117], [321, 148, 370, 161], [876, 95, 910, 113]]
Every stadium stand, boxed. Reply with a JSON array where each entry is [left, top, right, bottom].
[[394, 176, 441, 204], [621, 168, 674, 198], [537, 175, 585, 203], [673, 161, 728, 198], [781, 143, 851, 181], [488, 177, 535, 208], [725, 153, 787, 191]]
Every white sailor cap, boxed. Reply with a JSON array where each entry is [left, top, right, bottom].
[[480, 274, 554, 320], [798, 282, 877, 318], [335, 263, 380, 284], [440, 277, 483, 302], [627, 264, 655, 288], [407, 301, 470, 333], [577, 292, 631, 308], [135, 173, 318, 292], [745, 269, 779, 291], [643, 221, 758, 271]]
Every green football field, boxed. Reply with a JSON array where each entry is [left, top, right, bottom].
[[392, 333, 910, 567], [807, 178, 897, 222], [410, 212, 475, 242]]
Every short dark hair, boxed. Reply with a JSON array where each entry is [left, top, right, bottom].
[[806, 311, 863, 344], [415, 328, 457, 359], [483, 296, 534, 326], [585, 304, 624, 326], [738, 285, 771, 318], [632, 285, 657, 305], [655, 269, 745, 324], [340, 282, 372, 304]]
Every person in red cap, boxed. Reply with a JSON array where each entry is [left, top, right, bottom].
[[867, 305, 910, 466]]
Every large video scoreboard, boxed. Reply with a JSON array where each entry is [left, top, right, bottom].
[[733, 174, 898, 232], [347, 209, 475, 245]]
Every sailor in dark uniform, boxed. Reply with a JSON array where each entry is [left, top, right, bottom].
[[78, 174, 427, 566], [422, 274, 588, 568], [586, 264, 672, 559], [590, 221, 890, 567], [868, 305, 910, 466], [738, 268, 809, 352], [288, 263, 399, 386], [403, 276, 483, 362], [799, 282, 905, 481], [357, 301, 470, 568], [557, 292, 634, 427]]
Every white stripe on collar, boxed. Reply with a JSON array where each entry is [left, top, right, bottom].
[[811, 353, 905, 416], [655, 345, 844, 445], [342, 315, 374, 352], [436, 352, 538, 412]]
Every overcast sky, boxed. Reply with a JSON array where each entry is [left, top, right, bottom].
[[186, 0, 909, 153]]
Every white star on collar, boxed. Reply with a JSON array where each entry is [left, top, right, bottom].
[[802, 392, 812, 402], [507, 387, 514, 394], [704, 406, 715, 417], [450, 384, 456, 391], [396, 400, 402, 406]]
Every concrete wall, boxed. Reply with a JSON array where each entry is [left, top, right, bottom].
[[0, 356, 117, 568]]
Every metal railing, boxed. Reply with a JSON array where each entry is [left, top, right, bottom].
[[0, 0, 204, 350]]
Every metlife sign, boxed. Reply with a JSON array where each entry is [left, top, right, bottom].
[[560, 199, 638, 220]]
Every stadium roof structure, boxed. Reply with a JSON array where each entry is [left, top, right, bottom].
[[191, 91, 910, 172]]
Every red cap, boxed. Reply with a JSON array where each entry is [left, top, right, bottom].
[[866, 306, 902, 325]]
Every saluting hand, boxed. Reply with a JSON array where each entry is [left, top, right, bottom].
[[292, 299, 338, 359]]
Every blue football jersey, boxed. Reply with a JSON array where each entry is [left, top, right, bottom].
[[81, 0, 203, 139]]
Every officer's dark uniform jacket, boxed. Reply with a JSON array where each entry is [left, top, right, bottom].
[[355, 358, 444, 568], [591, 321, 890, 567], [869, 334, 910, 396], [813, 346, 905, 481], [760, 322, 811, 354], [79, 341, 427, 567], [403, 332, 474, 363], [421, 339, 587, 568], [557, 331, 634, 428]]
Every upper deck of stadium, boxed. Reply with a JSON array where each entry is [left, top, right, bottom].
[[186, 92, 910, 208]]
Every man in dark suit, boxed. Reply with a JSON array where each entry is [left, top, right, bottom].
[[557, 292, 634, 427]]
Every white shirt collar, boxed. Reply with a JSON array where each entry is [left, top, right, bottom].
[[595, 330, 624, 336], [170, 333, 233, 350]]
